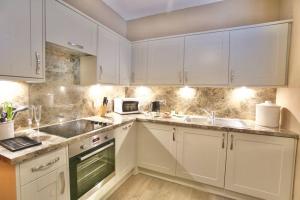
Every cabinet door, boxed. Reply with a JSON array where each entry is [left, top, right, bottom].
[[21, 165, 69, 200], [46, 0, 97, 55], [137, 123, 177, 175], [229, 23, 289, 86], [184, 32, 229, 85], [131, 42, 148, 84], [31, 0, 44, 79], [115, 123, 136, 177], [176, 128, 227, 188], [0, 0, 44, 79], [225, 133, 295, 200], [97, 27, 120, 84], [120, 39, 132, 85], [148, 37, 184, 85]]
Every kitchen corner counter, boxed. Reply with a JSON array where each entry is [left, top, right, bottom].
[[135, 115, 299, 139], [0, 113, 298, 165], [0, 115, 136, 165]]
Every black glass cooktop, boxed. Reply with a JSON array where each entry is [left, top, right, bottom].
[[39, 119, 110, 138]]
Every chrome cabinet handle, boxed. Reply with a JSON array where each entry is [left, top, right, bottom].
[[123, 124, 132, 130], [131, 72, 135, 83], [230, 134, 234, 150], [230, 70, 234, 83], [31, 157, 60, 172], [99, 65, 103, 80], [67, 41, 84, 49], [59, 171, 65, 194], [35, 52, 41, 75], [172, 128, 176, 141], [222, 133, 225, 149]]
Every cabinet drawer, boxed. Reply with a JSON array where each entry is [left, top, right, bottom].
[[20, 148, 67, 185]]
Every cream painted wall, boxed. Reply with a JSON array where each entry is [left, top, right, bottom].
[[127, 0, 281, 41], [280, 0, 293, 19], [276, 0, 300, 199], [276, 0, 299, 130], [63, 0, 127, 37]]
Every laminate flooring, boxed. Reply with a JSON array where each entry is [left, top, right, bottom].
[[108, 174, 233, 200]]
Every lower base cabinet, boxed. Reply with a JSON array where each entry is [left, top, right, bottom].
[[176, 128, 227, 188], [21, 165, 68, 200], [137, 122, 296, 200], [225, 132, 296, 200], [137, 123, 177, 175], [115, 122, 136, 178], [19, 148, 69, 200]]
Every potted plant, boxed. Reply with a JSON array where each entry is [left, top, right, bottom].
[[0, 102, 15, 140]]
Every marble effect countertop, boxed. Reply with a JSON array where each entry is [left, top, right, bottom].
[[0, 113, 298, 165]]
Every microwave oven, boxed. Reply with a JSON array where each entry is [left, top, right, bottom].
[[114, 98, 140, 114]]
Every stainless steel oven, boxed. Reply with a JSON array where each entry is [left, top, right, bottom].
[[69, 131, 115, 200]]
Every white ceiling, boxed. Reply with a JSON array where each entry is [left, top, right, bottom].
[[102, 0, 223, 20]]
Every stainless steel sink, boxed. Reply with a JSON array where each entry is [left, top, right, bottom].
[[184, 116, 249, 128]]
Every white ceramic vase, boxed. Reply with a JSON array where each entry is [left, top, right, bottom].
[[0, 121, 14, 140]]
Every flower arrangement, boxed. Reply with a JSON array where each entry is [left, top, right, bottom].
[[1, 102, 14, 122]]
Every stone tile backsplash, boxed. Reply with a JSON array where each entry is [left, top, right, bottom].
[[126, 86, 276, 120]]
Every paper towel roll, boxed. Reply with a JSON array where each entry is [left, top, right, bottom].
[[256, 101, 281, 128]]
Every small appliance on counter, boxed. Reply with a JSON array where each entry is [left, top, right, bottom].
[[114, 98, 140, 114], [99, 97, 108, 117], [150, 101, 161, 112], [150, 101, 161, 117], [256, 101, 281, 128]]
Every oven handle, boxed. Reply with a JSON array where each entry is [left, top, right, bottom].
[[79, 142, 114, 161]]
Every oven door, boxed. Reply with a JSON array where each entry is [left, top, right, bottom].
[[69, 139, 115, 200]]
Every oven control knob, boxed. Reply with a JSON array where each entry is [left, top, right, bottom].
[[104, 136, 108, 140], [80, 145, 86, 150]]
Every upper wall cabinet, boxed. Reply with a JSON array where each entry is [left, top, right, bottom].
[[46, 0, 97, 56], [147, 37, 184, 85], [131, 21, 291, 87], [97, 27, 120, 84], [184, 32, 229, 86], [0, 0, 44, 80], [131, 42, 148, 85], [229, 23, 290, 86], [120, 38, 132, 85]]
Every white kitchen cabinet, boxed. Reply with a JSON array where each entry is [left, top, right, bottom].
[[137, 123, 177, 175], [0, 0, 44, 80], [131, 42, 148, 85], [184, 32, 229, 85], [21, 165, 69, 200], [225, 133, 295, 200], [119, 38, 132, 85], [229, 23, 290, 86], [46, 0, 97, 55], [147, 37, 184, 85], [176, 128, 227, 188], [114, 122, 136, 178], [97, 27, 120, 84]]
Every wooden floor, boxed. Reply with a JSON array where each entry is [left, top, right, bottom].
[[108, 174, 233, 200]]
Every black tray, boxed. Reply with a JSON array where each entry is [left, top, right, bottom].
[[0, 136, 42, 152]]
